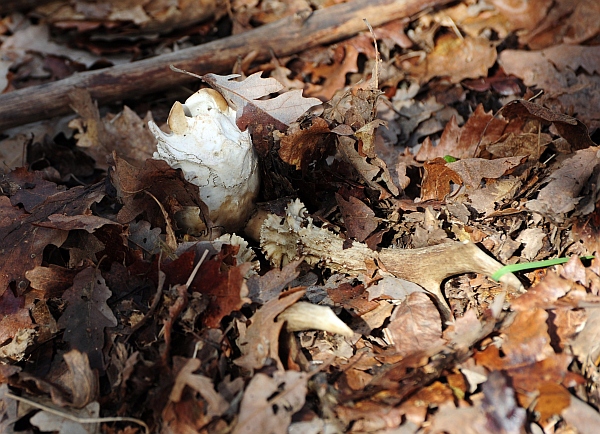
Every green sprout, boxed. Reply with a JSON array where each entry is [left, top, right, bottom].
[[491, 255, 596, 282]]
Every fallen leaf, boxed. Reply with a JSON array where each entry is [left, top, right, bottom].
[[421, 158, 462, 201], [57, 268, 118, 370], [203, 72, 321, 128], [234, 290, 305, 371], [335, 193, 378, 242], [6, 167, 63, 212], [109, 154, 211, 232], [515, 227, 546, 260], [499, 46, 600, 130], [306, 44, 359, 100], [190, 246, 251, 328], [61, 350, 99, 408], [246, 259, 302, 304], [169, 357, 228, 416], [500, 99, 596, 151], [447, 156, 526, 188], [0, 182, 105, 298], [562, 395, 600, 434], [489, 0, 552, 30], [0, 288, 35, 361], [233, 370, 308, 434], [485, 132, 551, 160], [416, 105, 508, 161], [407, 34, 497, 85], [534, 382, 571, 427], [525, 147, 600, 219], [278, 116, 333, 171], [385, 292, 444, 357], [30, 401, 100, 434], [480, 370, 526, 434]]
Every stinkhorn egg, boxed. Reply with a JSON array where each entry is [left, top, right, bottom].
[[149, 88, 259, 234]]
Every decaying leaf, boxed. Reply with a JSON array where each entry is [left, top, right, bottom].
[[499, 45, 600, 130], [385, 292, 444, 356], [234, 290, 305, 371], [233, 370, 308, 434], [68, 88, 156, 168], [500, 99, 596, 151], [416, 105, 508, 161], [526, 146, 600, 220], [0, 181, 105, 299], [57, 268, 118, 370], [407, 34, 497, 85], [190, 246, 251, 329], [30, 402, 100, 434], [278, 116, 333, 171], [169, 357, 228, 416], [335, 193, 378, 242]]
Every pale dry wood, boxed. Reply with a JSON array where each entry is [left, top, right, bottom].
[[261, 200, 523, 321], [0, 0, 453, 132]]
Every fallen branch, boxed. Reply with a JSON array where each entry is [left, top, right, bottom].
[[0, 0, 453, 132]]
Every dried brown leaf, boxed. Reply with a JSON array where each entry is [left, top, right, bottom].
[[233, 370, 308, 434], [447, 155, 526, 188], [169, 357, 228, 417], [501, 99, 596, 151], [499, 46, 600, 130], [408, 34, 497, 85], [416, 105, 507, 161], [421, 158, 462, 201], [190, 246, 251, 329], [234, 290, 305, 371], [335, 193, 378, 242], [385, 292, 444, 357], [278, 117, 332, 171], [0, 181, 105, 298], [57, 268, 118, 370], [525, 146, 600, 219]]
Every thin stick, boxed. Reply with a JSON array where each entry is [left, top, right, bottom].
[[5, 392, 150, 434]]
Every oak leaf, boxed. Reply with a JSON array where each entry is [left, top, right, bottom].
[[203, 72, 321, 128]]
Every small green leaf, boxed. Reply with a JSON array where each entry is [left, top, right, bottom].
[[443, 155, 457, 163]]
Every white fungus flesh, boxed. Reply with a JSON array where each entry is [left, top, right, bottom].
[[148, 88, 260, 234]]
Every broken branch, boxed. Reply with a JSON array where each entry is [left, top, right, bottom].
[[0, 0, 453, 132]]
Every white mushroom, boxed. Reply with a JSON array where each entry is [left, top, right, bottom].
[[149, 88, 260, 234]]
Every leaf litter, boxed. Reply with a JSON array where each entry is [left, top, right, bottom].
[[1, 1, 600, 433]]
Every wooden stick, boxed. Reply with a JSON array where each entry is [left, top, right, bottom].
[[0, 0, 452, 132]]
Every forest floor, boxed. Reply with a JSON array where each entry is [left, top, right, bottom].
[[1, 1, 600, 433]]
